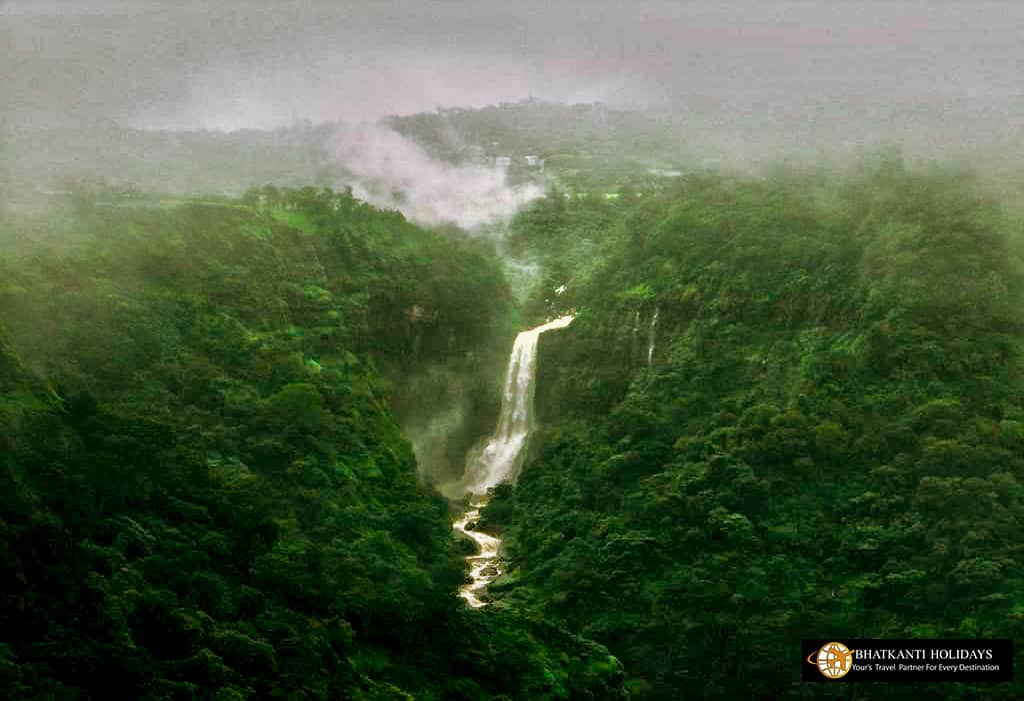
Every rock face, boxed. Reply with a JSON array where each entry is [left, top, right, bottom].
[[534, 304, 680, 428]]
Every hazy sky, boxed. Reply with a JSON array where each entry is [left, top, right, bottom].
[[3, 1, 1023, 155]]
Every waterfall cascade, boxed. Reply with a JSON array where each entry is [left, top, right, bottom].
[[461, 315, 575, 495], [647, 307, 659, 367], [453, 315, 574, 607]]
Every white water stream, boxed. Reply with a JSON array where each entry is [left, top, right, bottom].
[[452, 498, 503, 608], [453, 315, 575, 607], [647, 307, 659, 367]]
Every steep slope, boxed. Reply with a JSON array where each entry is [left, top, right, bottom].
[[486, 161, 1024, 699], [0, 192, 626, 700]]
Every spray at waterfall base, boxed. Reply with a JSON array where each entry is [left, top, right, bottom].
[[449, 315, 575, 607]]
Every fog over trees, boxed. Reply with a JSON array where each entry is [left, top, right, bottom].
[[3, 2, 1024, 700]]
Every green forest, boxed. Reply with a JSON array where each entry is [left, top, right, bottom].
[[482, 157, 1024, 698], [9, 0, 1024, 696], [3, 110, 1024, 701], [0, 190, 626, 700]]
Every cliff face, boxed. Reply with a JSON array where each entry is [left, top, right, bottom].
[[534, 304, 681, 429]]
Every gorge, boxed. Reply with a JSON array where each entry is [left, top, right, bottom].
[[451, 315, 575, 607]]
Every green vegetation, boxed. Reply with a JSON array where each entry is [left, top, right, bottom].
[[0, 189, 625, 699], [484, 156, 1024, 699], [7, 111, 1024, 699], [387, 100, 690, 192]]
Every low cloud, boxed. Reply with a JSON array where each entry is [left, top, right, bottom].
[[332, 123, 542, 230]]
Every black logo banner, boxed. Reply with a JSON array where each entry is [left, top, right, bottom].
[[802, 639, 1013, 682]]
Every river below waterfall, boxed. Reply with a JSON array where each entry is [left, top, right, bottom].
[[452, 315, 574, 606], [452, 497, 502, 608]]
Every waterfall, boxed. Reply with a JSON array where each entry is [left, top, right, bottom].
[[453, 315, 574, 607], [461, 315, 575, 495], [647, 307, 659, 367]]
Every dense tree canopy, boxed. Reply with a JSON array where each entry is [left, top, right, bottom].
[[485, 160, 1024, 699], [0, 190, 625, 700], [6, 149, 1024, 700]]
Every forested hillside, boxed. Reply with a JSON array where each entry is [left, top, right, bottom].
[[484, 158, 1024, 699], [386, 101, 690, 193], [10, 0, 1024, 698], [0, 191, 626, 700]]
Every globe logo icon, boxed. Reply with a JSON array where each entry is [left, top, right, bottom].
[[806, 642, 855, 679]]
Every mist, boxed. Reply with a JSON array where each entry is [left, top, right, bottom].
[[5, 5, 1024, 698], [332, 123, 542, 230], [4, 1, 1024, 163]]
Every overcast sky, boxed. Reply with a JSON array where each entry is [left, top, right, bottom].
[[3, 1, 1023, 157]]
